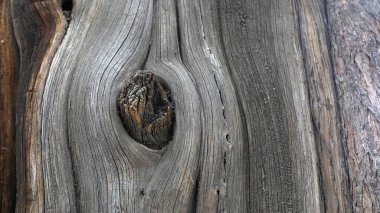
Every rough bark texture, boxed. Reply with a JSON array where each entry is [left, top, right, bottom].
[[0, 0, 379, 212], [327, 0, 380, 211]]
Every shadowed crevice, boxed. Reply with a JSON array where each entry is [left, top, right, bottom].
[[61, 0, 73, 22]]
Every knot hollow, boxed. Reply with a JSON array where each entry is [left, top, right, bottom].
[[117, 70, 175, 149]]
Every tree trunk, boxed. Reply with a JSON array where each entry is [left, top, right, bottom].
[[1, 0, 379, 212]]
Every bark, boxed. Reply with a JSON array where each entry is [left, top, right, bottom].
[[327, 0, 380, 211], [0, 0, 379, 212]]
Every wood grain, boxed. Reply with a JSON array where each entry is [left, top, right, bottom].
[[296, 0, 352, 212], [2, 0, 379, 212], [176, 0, 248, 211], [11, 0, 67, 212], [0, 0, 17, 211], [41, 0, 320, 211], [218, 0, 323, 211]]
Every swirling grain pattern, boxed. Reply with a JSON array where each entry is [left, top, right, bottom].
[[41, 0, 320, 211], [4, 0, 378, 212]]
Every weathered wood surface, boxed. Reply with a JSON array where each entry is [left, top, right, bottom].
[[0, 0, 379, 212], [9, 0, 66, 212], [296, 1, 352, 211], [0, 0, 17, 211]]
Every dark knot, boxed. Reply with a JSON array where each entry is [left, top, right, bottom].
[[117, 71, 175, 149]]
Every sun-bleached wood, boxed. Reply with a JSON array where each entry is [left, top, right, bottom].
[[1, 0, 379, 212]]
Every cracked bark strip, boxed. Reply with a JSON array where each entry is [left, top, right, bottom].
[[117, 71, 175, 149]]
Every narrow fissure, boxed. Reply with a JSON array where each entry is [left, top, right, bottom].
[[212, 73, 231, 146], [223, 152, 227, 182], [216, 188, 221, 212], [215, 0, 251, 210], [65, 99, 80, 213], [174, 0, 183, 60], [213, 70, 229, 211], [191, 171, 201, 212], [322, 0, 353, 209]]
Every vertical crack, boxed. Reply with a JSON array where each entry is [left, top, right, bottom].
[[213, 72, 229, 212], [191, 171, 200, 212], [66, 95, 80, 213], [295, 0, 353, 211], [216, 0, 251, 210], [294, 1, 327, 211], [322, 0, 353, 209], [212, 73, 231, 146], [174, 0, 183, 60]]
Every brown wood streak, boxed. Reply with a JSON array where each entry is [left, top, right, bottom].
[[296, 0, 352, 212], [13, 0, 66, 212], [0, 0, 17, 212]]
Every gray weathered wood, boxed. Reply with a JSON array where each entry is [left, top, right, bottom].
[[2, 0, 379, 212]]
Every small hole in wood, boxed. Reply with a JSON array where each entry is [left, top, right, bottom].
[[61, 0, 73, 22], [117, 70, 175, 150], [61, 0, 73, 11]]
